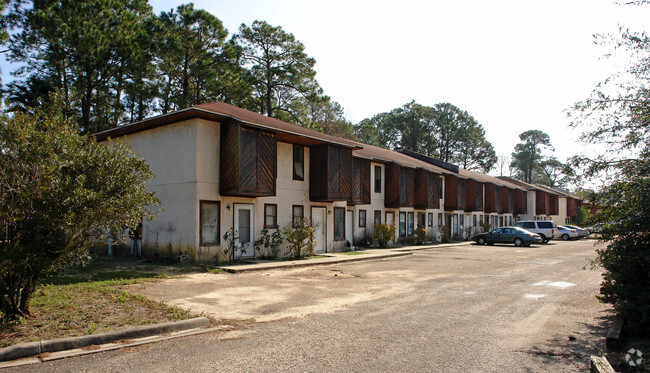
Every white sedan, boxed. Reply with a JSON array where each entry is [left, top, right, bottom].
[[558, 225, 579, 240]]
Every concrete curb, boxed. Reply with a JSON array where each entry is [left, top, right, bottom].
[[0, 316, 210, 362], [218, 242, 473, 273], [590, 356, 616, 373], [220, 251, 412, 273]]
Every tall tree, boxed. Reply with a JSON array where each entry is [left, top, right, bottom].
[[8, 0, 155, 133], [510, 130, 553, 183], [496, 153, 511, 177], [536, 156, 567, 187], [154, 4, 250, 114], [354, 101, 496, 172], [235, 20, 321, 122]]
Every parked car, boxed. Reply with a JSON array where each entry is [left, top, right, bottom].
[[513, 220, 558, 243], [586, 223, 603, 234], [557, 225, 579, 240], [472, 226, 542, 247], [563, 224, 589, 238]]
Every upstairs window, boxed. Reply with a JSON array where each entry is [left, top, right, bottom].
[[293, 145, 304, 180], [374, 165, 382, 193]]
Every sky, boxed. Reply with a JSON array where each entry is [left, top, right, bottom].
[[3, 0, 649, 173]]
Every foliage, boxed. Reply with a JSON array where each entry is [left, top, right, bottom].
[[282, 218, 317, 259], [0, 95, 159, 319], [590, 177, 650, 335], [8, 0, 155, 133], [439, 225, 451, 243], [154, 3, 250, 115], [570, 17, 650, 334], [480, 221, 492, 233], [253, 226, 283, 259], [509, 130, 554, 183], [575, 206, 589, 226], [373, 223, 396, 247], [221, 228, 242, 264], [413, 227, 427, 244], [353, 101, 496, 172], [235, 20, 322, 124]]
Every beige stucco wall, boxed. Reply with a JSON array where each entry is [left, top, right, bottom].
[[551, 197, 568, 226], [116, 118, 207, 259]]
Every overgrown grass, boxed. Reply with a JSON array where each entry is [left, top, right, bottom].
[[0, 255, 218, 348]]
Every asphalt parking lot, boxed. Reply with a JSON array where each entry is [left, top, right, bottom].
[[7, 238, 612, 372]]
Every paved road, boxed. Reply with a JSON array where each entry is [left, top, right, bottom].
[[8, 239, 613, 372]]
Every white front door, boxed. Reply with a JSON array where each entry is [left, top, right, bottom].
[[311, 207, 326, 253], [345, 210, 353, 246], [234, 204, 254, 258]]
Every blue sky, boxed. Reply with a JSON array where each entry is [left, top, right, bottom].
[[3, 0, 649, 171]]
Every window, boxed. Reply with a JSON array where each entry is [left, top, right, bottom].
[[428, 213, 433, 227], [438, 213, 443, 226], [359, 210, 367, 227], [499, 216, 503, 227], [407, 212, 414, 234], [374, 210, 382, 225], [200, 201, 220, 245], [386, 211, 395, 226], [292, 205, 304, 227], [473, 215, 477, 227], [374, 165, 382, 193], [293, 145, 304, 180], [264, 204, 277, 228], [418, 212, 426, 228], [439, 177, 444, 197], [399, 212, 406, 236], [334, 207, 345, 240], [480, 215, 484, 225]]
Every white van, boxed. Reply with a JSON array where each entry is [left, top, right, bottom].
[[513, 220, 558, 243]]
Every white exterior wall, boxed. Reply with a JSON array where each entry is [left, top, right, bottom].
[[118, 119, 204, 258]]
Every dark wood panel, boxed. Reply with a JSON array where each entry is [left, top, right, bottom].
[[309, 144, 353, 202], [351, 158, 371, 205], [445, 175, 459, 211], [536, 190, 548, 215], [384, 162, 400, 208], [484, 183, 496, 213], [465, 179, 476, 212], [475, 182, 484, 211]]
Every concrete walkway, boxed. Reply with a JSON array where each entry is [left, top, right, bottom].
[[217, 242, 470, 273]]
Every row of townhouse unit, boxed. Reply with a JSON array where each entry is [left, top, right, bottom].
[[96, 101, 583, 261]]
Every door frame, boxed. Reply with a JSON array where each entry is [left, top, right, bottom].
[[233, 203, 254, 258], [310, 206, 327, 253]]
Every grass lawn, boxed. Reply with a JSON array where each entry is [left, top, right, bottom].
[[0, 255, 219, 348]]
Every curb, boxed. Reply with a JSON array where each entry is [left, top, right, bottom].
[[590, 356, 616, 373], [0, 316, 210, 362], [220, 251, 412, 273], [606, 316, 624, 350]]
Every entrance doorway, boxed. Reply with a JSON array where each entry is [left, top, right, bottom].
[[234, 204, 254, 257], [311, 207, 326, 253]]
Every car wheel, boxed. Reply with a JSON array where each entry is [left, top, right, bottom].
[[562, 234, 569, 241], [514, 238, 523, 247], [539, 234, 547, 244], [524, 243, 531, 247], [477, 237, 486, 245]]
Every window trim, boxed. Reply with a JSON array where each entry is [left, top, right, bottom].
[[293, 144, 304, 181], [199, 200, 220, 246], [334, 207, 346, 241], [264, 203, 278, 229], [359, 209, 367, 227], [374, 165, 382, 193], [292, 205, 304, 227]]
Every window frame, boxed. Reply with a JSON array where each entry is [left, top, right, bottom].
[[359, 209, 367, 227], [292, 205, 304, 227], [264, 203, 278, 229], [399, 212, 407, 237], [374, 165, 382, 193], [428, 213, 433, 227], [374, 210, 382, 225], [334, 207, 346, 240], [199, 200, 220, 246], [293, 144, 304, 181]]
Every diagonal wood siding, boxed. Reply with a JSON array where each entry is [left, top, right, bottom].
[[310, 144, 353, 202]]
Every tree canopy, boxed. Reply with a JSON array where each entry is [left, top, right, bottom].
[[570, 11, 650, 334], [0, 95, 159, 318], [509, 130, 553, 183], [354, 101, 497, 173]]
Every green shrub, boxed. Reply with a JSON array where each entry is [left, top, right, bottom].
[[282, 218, 317, 259], [253, 226, 283, 259], [413, 227, 427, 244], [374, 224, 396, 247]]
